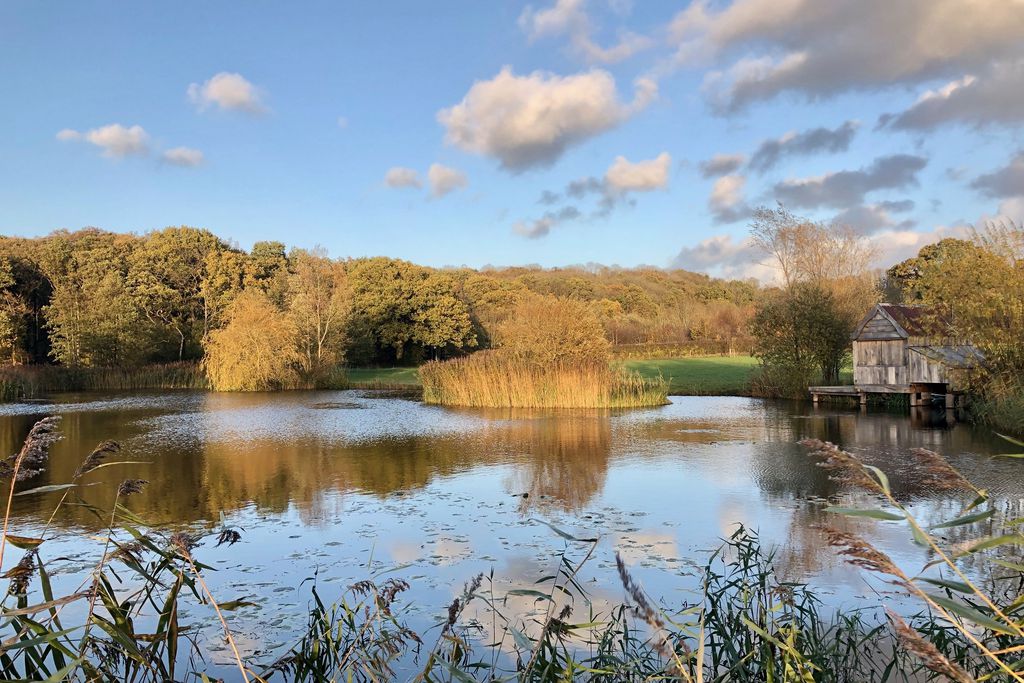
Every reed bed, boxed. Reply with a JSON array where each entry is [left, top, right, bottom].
[[0, 361, 209, 399], [420, 351, 668, 408]]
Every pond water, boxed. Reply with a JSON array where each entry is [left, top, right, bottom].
[[0, 391, 1016, 676]]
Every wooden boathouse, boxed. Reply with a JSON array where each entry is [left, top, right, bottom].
[[810, 303, 981, 408]]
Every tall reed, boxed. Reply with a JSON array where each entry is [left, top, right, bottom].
[[0, 361, 209, 399], [420, 351, 668, 408]]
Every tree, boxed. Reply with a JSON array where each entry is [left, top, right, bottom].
[[410, 273, 476, 359], [129, 227, 226, 360], [288, 247, 351, 378], [203, 290, 300, 391], [495, 294, 611, 366], [39, 229, 147, 367], [885, 238, 984, 302], [751, 284, 851, 395]]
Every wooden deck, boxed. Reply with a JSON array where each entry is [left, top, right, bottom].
[[808, 384, 957, 408]]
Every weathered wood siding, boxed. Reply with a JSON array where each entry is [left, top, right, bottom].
[[853, 339, 907, 386], [908, 348, 949, 385], [857, 311, 903, 340]]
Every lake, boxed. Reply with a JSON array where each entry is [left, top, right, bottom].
[[0, 391, 1015, 675]]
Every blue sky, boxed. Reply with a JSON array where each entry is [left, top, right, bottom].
[[2, 1, 1022, 278]]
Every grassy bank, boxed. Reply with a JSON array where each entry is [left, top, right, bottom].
[[623, 355, 759, 395], [354, 356, 761, 397], [421, 352, 668, 408]]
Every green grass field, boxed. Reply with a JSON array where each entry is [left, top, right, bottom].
[[346, 366, 422, 387], [346, 356, 761, 395], [622, 355, 759, 396]]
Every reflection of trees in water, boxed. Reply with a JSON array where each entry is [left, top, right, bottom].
[[490, 410, 611, 512]]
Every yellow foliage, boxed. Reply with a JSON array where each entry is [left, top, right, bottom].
[[203, 290, 300, 391], [494, 294, 611, 366]]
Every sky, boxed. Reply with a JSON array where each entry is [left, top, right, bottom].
[[1, 0, 1023, 280]]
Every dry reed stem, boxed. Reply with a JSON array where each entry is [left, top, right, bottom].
[[886, 610, 974, 683]]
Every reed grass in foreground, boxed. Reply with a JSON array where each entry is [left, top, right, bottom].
[[420, 352, 668, 408]]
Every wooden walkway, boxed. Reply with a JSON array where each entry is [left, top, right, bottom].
[[809, 384, 955, 408]]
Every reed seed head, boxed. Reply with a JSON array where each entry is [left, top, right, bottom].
[[216, 528, 242, 547], [887, 609, 974, 683], [1, 416, 62, 481], [5, 551, 37, 595], [117, 478, 148, 497], [75, 440, 121, 478], [800, 439, 882, 492], [819, 527, 908, 581], [170, 531, 199, 559], [908, 448, 972, 492]]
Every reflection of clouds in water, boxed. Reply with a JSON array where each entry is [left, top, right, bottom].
[[432, 537, 472, 566], [614, 529, 680, 566], [388, 539, 423, 565]]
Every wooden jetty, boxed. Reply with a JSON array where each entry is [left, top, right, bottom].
[[810, 303, 981, 409]]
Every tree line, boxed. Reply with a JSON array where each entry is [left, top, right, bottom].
[[0, 227, 759, 382]]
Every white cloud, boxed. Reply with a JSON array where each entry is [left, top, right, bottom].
[[605, 152, 670, 192], [868, 224, 971, 269], [519, 0, 652, 64], [384, 167, 422, 189], [671, 234, 775, 281], [747, 120, 858, 173], [428, 163, 468, 198], [970, 152, 1024, 199], [187, 72, 266, 113], [669, 0, 1024, 112], [56, 123, 149, 157], [161, 147, 204, 167], [437, 66, 655, 172], [709, 174, 749, 223]]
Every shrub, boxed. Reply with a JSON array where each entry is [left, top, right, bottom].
[[494, 294, 611, 366]]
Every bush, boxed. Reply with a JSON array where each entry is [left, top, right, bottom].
[[495, 294, 611, 366]]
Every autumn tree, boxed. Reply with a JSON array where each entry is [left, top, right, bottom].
[[288, 247, 351, 378], [203, 290, 300, 391], [495, 294, 611, 366]]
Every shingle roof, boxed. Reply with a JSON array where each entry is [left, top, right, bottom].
[[877, 303, 950, 337]]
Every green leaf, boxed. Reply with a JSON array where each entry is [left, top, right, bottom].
[[824, 507, 903, 521], [930, 508, 994, 530], [864, 466, 891, 495], [997, 433, 1024, 447], [504, 589, 553, 602], [530, 518, 599, 543], [910, 524, 930, 547], [964, 490, 989, 512], [960, 534, 1024, 556], [13, 484, 76, 497], [926, 593, 1018, 635], [918, 577, 973, 593]]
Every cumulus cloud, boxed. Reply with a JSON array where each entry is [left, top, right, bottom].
[[709, 174, 750, 223], [671, 234, 774, 280], [161, 147, 204, 167], [437, 67, 656, 172], [672, 222, 969, 282], [514, 206, 582, 239], [773, 154, 927, 209], [519, 0, 652, 64], [669, 0, 1024, 112], [748, 121, 858, 173], [56, 123, 149, 157], [970, 152, 1024, 199], [879, 61, 1024, 130], [428, 163, 468, 198], [384, 167, 422, 189], [605, 152, 671, 192], [188, 72, 266, 113], [518, 152, 668, 237], [698, 153, 745, 178]]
